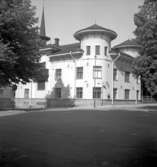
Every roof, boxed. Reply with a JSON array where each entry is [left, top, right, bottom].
[[111, 52, 134, 72], [49, 43, 83, 61], [74, 24, 117, 41], [53, 43, 81, 54], [113, 39, 141, 49], [40, 44, 60, 55]]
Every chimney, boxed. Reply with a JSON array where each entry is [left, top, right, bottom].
[[54, 38, 59, 46]]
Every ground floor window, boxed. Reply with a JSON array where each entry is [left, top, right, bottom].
[[113, 88, 118, 99], [55, 88, 61, 98], [93, 87, 101, 99], [24, 88, 29, 98], [37, 82, 45, 90], [76, 87, 83, 98], [124, 89, 130, 100], [0, 88, 4, 95], [136, 90, 139, 100]]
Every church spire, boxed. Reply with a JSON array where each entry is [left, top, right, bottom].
[[40, 5, 46, 37], [39, 1, 50, 46]]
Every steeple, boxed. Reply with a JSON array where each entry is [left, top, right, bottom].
[[40, 5, 46, 37], [39, 1, 50, 47]]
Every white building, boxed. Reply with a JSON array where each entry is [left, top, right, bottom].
[[15, 24, 141, 108]]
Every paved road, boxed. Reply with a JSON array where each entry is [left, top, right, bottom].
[[0, 103, 157, 117]]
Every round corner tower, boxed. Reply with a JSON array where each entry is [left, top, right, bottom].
[[73, 24, 117, 99]]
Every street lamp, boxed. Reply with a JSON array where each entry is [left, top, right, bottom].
[[69, 51, 76, 99], [94, 54, 96, 108], [111, 52, 121, 105]]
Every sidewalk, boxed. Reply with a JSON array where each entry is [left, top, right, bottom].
[[0, 110, 26, 117], [0, 103, 157, 117], [45, 103, 157, 112]]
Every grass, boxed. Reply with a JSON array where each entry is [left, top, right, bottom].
[[0, 109, 157, 167]]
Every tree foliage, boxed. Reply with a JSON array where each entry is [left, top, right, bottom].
[[0, 0, 43, 87], [134, 0, 157, 97]]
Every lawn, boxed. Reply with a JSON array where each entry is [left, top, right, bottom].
[[0, 109, 157, 167]]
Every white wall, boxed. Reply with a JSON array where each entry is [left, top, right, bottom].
[[15, 34, 141, 101]]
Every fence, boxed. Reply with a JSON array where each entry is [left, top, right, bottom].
[[0, 98, 14, 109], [0, 97, 156, 109], [142, 96, 157, 103]]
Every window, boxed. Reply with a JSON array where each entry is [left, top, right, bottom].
[[76, 67, 83, 79], [136, 90, 139, 100], [40, 62, 46, 68], [55, 88, 61, 98], [86, 45, 91, 55], [37, 82, 45, 90], [124, 89, 130, 100], [136, 75, 140, 84], [113, 68, 118, 81], [76, 87, 83, 98], [93, 87, 101, 98], [93, 66, 102, 79], [55, 69, 62, 80], [0, 88, 3, 95], [95, 45, 100, 55], [125, 72, 130, 83], [113, 88, 118, 99], [24, 88, 29, 98], [104, 46, 108, 56]]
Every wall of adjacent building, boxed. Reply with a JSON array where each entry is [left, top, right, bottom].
[[113, 68, 141, 100]]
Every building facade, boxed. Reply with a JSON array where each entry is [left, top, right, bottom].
[[15, 24, 141, 108]]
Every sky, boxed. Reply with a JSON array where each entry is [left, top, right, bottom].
[[31, 0, 144, 46]]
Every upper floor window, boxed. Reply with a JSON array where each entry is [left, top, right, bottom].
[[76, 87, 83, 98], [76, 67, 83, 79], [93, 66, 102, 79], [95, 45, 100, 55], [125, 72, 130, 83], [104, 46, 108, 56], [37, 81, 45, 90], [86, 45, 91, 55], [55, 69, 62, 80], [113, 68, 118, 81]]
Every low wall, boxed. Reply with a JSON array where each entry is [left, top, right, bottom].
[[0, 98, 14, 109], [47, 98, 75, 108], [15, 98, 46, 109], [15, 98, 142, 109], [75, 99, 141, 107]]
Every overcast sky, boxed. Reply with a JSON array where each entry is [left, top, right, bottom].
[[31, 0, 144, 46]]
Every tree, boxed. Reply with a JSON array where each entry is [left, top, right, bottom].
[[0, 0, 43, 87], [133, 0, 157, 97]]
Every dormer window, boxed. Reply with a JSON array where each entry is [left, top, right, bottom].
[[95, 45, 100, 55], [86, 45, 91, 55], [104, 46, 108, 56]]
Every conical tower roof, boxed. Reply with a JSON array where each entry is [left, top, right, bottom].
[[74, 24, 117, 41]]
